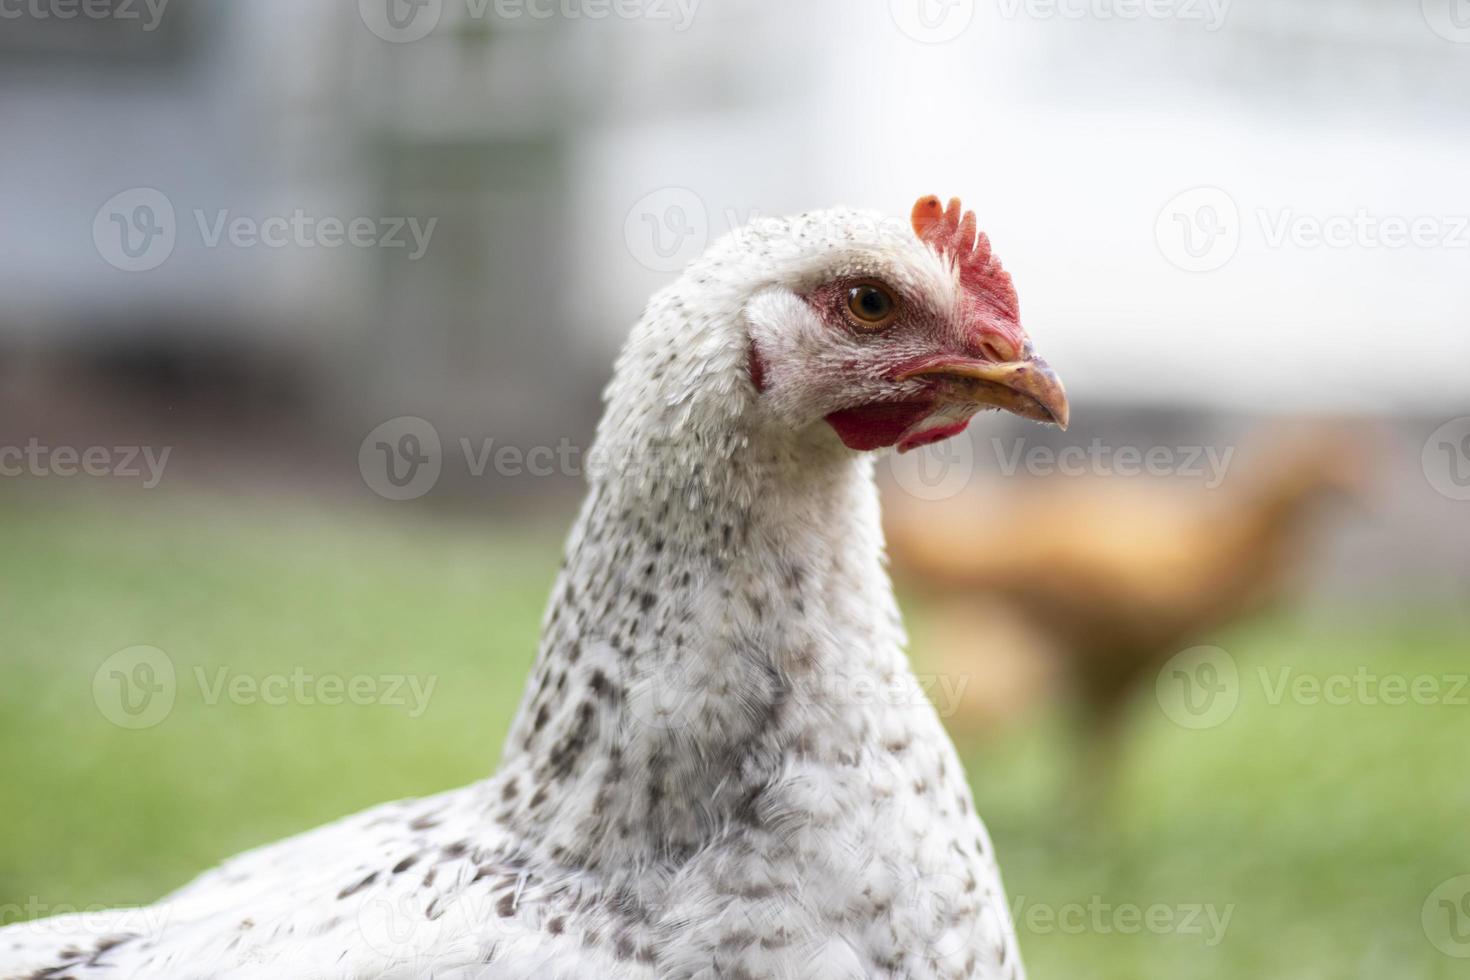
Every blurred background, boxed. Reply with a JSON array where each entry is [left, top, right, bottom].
[[2, 0, 1469, 977]]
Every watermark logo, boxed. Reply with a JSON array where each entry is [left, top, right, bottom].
[[1423, 417, 1470, 501], [93, 188, 176, 273], [906, 872, 982, 958], [1156, 645, 1239, 730], [888, 437, 1236, 502], [362, 425, 1230, 499], [92, 646, 438, 728], [1257, 209, 1470, 251], [993, 438, 1234, 488], [1158, 652, 1466, 729], [623, 644, 705, 733], [359, 424, 680, 497], [0, 439, 171, 487], [1423, 875, 1470, 958], [1155, 186, 1240, 273], [93, 645, 177, 730], [359, 0, 443, 42], [94, 189, 437, 271], [622, 651, 974, 735], [359, 416, 443, 500], [0, 0, 172, 31], [1159, 190, 1470, 272], [1258, 667, 1464, 705], [621, 194, 912, 274], [1259, 666, 1467, 708], [996, 0, 1230, 31], [888, 436, 975, 501], [193, 210, 436, 258], [194, 666, 437, 718], [624, 187, 708, 273], [1012, 895, 1233, 946], [889, 0, 975, 43], [356, 888, 526, 975], [1423, 0, 1470, 43], [1, 899, 171, 936], [360, 0, 700, 42]]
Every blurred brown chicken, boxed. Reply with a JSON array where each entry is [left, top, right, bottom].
[[886, 425, 1372, 740]]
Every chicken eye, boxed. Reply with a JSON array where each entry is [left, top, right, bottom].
[[845, 283, 897, 330]]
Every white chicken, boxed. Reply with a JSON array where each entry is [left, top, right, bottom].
[[3, 196, 1067, 980]]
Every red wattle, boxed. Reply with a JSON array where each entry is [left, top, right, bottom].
[[897, 419, 971, 454], [824, 400, 935, 451]]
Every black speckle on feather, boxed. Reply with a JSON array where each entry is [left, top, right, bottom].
[[337, 872, 378, 900]]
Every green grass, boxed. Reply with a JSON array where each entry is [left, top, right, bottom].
[[2, 495, 1467, 979], [0, 498, 555, 915], [952, 608, 1470, 980]]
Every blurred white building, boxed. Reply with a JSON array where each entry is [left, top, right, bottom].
[[1, 0, 1467, 433]]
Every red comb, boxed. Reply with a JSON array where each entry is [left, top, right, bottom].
[[910, 195, 1018, 318]]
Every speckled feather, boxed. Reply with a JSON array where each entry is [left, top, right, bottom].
[[2, 205, 1026, 980]]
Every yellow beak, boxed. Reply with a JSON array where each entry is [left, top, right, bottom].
[[897, 356, 1069, 430]]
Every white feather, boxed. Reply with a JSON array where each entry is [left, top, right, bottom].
[[2, 207, 1025, 980]]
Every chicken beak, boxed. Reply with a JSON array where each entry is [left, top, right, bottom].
[[898, 355, 1070, 430]]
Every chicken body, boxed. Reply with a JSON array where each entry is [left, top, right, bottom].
[[887, 431, 1365, 733], [4, 205, 1042, 979]]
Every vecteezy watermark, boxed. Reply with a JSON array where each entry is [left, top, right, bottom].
[[0, 898, 170, 936], [1422, 0, 1470, 44], [359, 417, 444, 501], [94, 645, 177, 730], [1424, 875, 1470, 958], [888, 436, 1236, 502], [992, 438, 1234, 488], [904, 872, 989, 958], [93, 188, 437, 272], [1156, 646, 1240, 730], [1011, 896, 1234, 947], [362, 418, 1239, 503], [93, 188, 176, 273], [622, 190, 915, 274], [624, 186, 710, 274], [0, 439, 171, 488], [888, 0, 976, 43], [356, 887, 541, 973], [92, 647, 438, 729], [357, 0, 441, 41], [1258, 666, 1469, 709], [357, 0, 700, 43], [1155, 186, 1241, 273], [0, 0, 171, 31], [1423, 417, 1470, 502], [193, 666, 437, 719], [1257, 209, 1470, 252], [193, 210, 436, 259], [356, 418, 681, 499], [359, 417, 621, 500], [625, 647, 973, 734], [995, 0, 1231, 31], [1157, 186, 1470, 272], [888, 434, 979, 502], [1158, 647, 1470, 731]]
